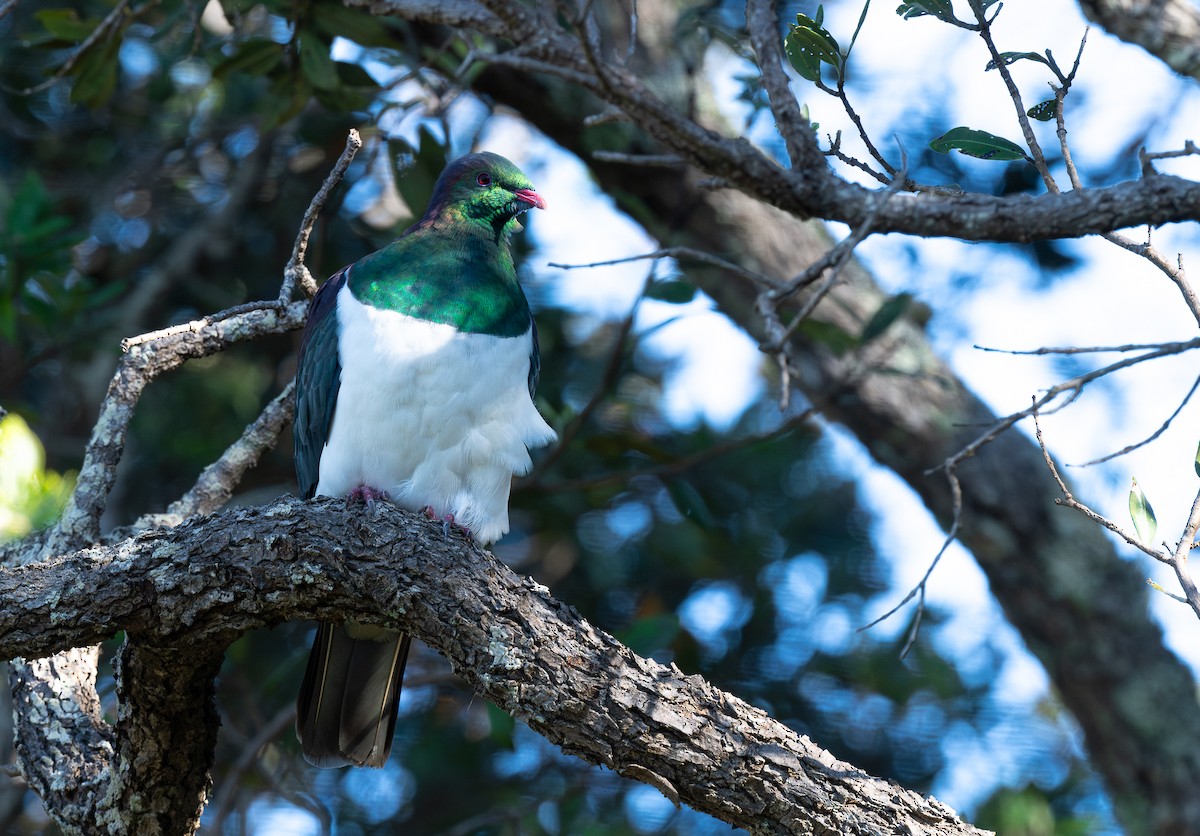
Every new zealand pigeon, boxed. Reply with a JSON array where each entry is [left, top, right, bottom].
[[292, 151, 556, 768]]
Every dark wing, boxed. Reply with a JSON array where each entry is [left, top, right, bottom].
[[527, 315, 542, 399], [294, 269, 346, 499]]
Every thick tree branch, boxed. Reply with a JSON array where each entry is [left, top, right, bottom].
[[1, 497, 988, 836], [359, 0, 1200, 243], [1077, 0, 1200, 80]]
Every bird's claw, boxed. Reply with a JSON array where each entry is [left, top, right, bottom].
[[420, 507, 473, 542], [348, 485, 389, 516]]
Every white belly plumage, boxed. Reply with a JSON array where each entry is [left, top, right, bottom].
[[315, 284, 557, 545]]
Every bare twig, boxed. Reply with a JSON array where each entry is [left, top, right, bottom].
[[279, 128, 363, 304], [1142, 140, 1200, 167], [8, 0, 131, 96], [1102, 232, 1200, 328], [860, 467, 964, 659], [975, 338, 1200, 355], [1032, 406, 1165, 563], [591, 151, 685, 167], [549, 247, 775, 287], [933, 340, 1200, 480], [1071, 375, 1200, 467], [132, 382, 297, 531]]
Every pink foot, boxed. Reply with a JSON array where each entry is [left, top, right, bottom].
[[347, 485, 389, 514], [419, 507, 473, 541]]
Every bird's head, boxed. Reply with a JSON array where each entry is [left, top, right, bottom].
[[426, 152, 546, 236]]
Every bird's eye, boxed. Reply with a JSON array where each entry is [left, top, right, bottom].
[[476, 172, 491, 186]]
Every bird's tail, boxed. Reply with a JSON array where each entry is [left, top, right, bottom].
[[296, 622, 411, 768]]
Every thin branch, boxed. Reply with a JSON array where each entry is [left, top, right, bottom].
[[131, 381, 297, 531], [591, 151, 685, 166], [279, 129, 363, 304], [1142, 140, 1200, 166], [1168, 487, 1200, 618], [859, 467, 963, 658], [549, 246, 775, 287], [970, 0, 1056, 191], [933, 340, 1200, 478], [1101, 231, 1200, 328], [1032, 406, 1165, 563], [1071, 375, 1200, 467], [974, 338, 1200, 355], [7, 0, 132, 96]]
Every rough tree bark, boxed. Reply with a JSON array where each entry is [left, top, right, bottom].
[[2, 497, 988, 836]]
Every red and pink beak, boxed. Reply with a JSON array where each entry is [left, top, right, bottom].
[[513, 188, 547, 210]]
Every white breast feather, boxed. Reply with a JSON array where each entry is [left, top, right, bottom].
[[315, 283, 557, 545]]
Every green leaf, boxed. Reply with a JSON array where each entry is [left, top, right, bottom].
[[645, 279, 696, 305], [666, 479, 716, 530], [895, 0, 957, 23], [1193, 440, 1200, 479], [34, 8, 98, 41], [784, 11, 842, 83], [68, 34, 121, 107], [986, 51, 1049, 71], [297, 30, 339, 91], [312, 3, 398, 48], [929, 127, 1029, 161], [1129, 478, 1158, 546], [860, 292, 913, 345], [335, 61, 380, 90], [1026, 100, 1057, 122], [213, 39, 285, 79]]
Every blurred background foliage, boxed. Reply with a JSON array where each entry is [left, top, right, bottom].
[[0, 0, 1102, 832]]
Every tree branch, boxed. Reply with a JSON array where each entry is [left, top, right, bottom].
[[358, 0, 1200, 245], [1076, 0, 1200, 80], [1, 497, 989, 836]]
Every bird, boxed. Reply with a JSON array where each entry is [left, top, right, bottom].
[[292, 151, 557, 768]]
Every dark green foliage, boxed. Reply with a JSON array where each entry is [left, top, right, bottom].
[[785, 9, 842, 84]]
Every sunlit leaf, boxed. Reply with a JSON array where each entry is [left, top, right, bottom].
[[929, 127, 1029, 161], [1193, 439, 1200, 479], [1129, 478, 1157, 546]]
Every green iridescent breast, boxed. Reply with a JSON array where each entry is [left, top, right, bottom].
[[346, 225, 532, 338]]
